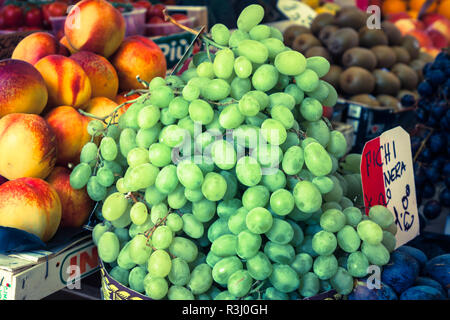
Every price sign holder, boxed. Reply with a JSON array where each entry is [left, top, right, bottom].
[[360, 126, 419, 248]]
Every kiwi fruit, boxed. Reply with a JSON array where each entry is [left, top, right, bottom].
[[397, 89, 419, 101], [322, 64, 342, 90], [319, 25, 340, 46], [327, 28, 359, 56], [334, 7, 367, 30], [339, 66, 375, 95], [310, 13, 336, 36], [392, 46, 411, 64], [391, 63, 419, 90], [373, 69, 401, 95], [359, 26, 389, 47], [342, 47, 377, 70], [350, 94, 379, 107], [283, 25, 311, 47], [409, 59, 427, 82], [292, 33, 321, 53], [418, 51, 434, 63], [371, 45, 397, 68], [402, 35, 420, 60], [377, 95, 400, 110], [305, 46, 333, 61], [381, 21, 403, 46]]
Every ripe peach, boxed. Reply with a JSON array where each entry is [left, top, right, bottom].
[[0, 177, 62, 242], [60, 36, 78, 54], [47, 166, 94, 228], [0, 114, 57, 180], [64, 0, 125, 58], [115, 91, 142, 113], [0, 59, 48, 118], [45, 106, 91, 165], [84, 96, 125, 124], [11, 32, 69, 65], [111, 35, 166, 91], [70, 51, 119, 100], [34, 55, 92, 109]]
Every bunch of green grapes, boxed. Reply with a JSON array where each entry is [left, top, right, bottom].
[[71, 4, 396, 300]]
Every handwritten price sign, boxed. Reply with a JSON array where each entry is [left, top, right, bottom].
[[277, 0, 317, 27], [360, 126, 419, 248]]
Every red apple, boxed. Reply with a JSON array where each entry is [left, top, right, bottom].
[[421, 13, 447, 27], [426, 29, 448, 49], [427, 19, 450, 43]]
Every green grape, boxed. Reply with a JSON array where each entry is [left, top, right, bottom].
[[261, 169, 286, 192], [187, 76, 209, 90], [149, 76, 166, 91], [285, 83, 304, 105], [339, 197, 353, 209], [110, 266, 129, 286], [167, 285, 194, 300], [306, 56, 330, 77], [70, 163, 92, 189], [187, 264, 213, 295], [211, 234, 237, 257], [128, 215, 154, 238], [214, 290, 237, 300], [106, 124, 120, 140], [143, 185, 165, 206], [148, 143, 171, 167], [235, 156, 262, 187], [147, 249, 172, 278], [246, 207, 273, 234], [361, 242, 390, 266], [300, 97, 323, 122], [246, 251, 273, 281], [368, 205, 394, 229], [182, 213, 204, 239], [98, 231, 120, 263], [322, 82, 338, 107], [343, 207, 362, 227], [236, 230, 262, 259], [165, 213, 182, 233], [196, 61, 215, 79], [295, 69, 319, 92], [87, 176, 107, 201], [150, 202, 168, 224], [155, 164, 178, 194], [305, 120, 330, 148], [188, 99, 214, 125], [385, 222, 398, 236], [304, 142, 332, 177], [182, 84, 200, 102], [270, 105, 294, 129], [215, 198, 241, 220], [269, 26, 283, 41], [274, 50, 306, 76], [242, 186, 269, 211], [92, 222, 111, 246], [320, 209, 346, 233], [110, 204, 132, 228], [206, 251, 222, 268], [264, 242, 295, 264], [169, 237, 198, 263], [234, 56, 252, 79], [167, 185, 187, 209], [288, 219, 305, 247], [228, 207, 249, 235], [269, 92, 296, 110], [123, 163, 159, 192], [166, 75, 185, 88], [119, 128, 137, 158], [382, 230, 396, 253], [216, 171, 236, 201], [175, 160, 203, 190], [130, 202, 148, 226], [207, 218, 231, 243], [323, 176, 343, 202], [96, 167, 114, 187], [282, 145, 304, 175], [149, 86, 174, 108], [212, 256, 243, 285], [219, 103, 245, 129], [136, 124, 161, 149], [357, 220, 383, 245], [269, 264, 299, 293], [152, 226, 173, 250], [252, 64, 279, 92], [228, 270, 253, 297], [337, 225, 361, 253], [159, 124, 188, 148], [168, 97, 190, 120], [266, 218, 294, 245], [249, 24, 270, 40], [211, 23, 230, 46], [117, 242, 136, 270], [291, 253, 313, 275], [312, 176, 334, 194], [114, 228, 130, 247], [80, 142, 98, 164], [160, 108, 176, 126], [326, 131, 347, 158], [250, 142, 283, 169], [213, 48, 235, 79], [144, 275, 168, 300], [293, 181, 322, 214], [184, 187, 204, 202], [87, 120, 104, 136], [346, 251, 369, 277], [128, 266, 147, 293], [313, 254, 338, 280], [202, 79, 231, 101], [297, 235, 318, 258], [312, 231, 337, 256], [191, 199, 215, 223], [127, 147, 149, 168], [230, 77, 251, 100], [237, 4, 264, 32], [298, 272, 320, 297], [307, 80, 330, 102], [137, 105, 160, 129], [260, 38, 285, 59], [201, 172, 227, 201], [261, 118, 286, 145], [238, 94, 260, 117], [245, 90, 270, 110], [229, 29, 250, 47]]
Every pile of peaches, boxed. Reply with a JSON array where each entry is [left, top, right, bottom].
[[0, 0, 166, 243]]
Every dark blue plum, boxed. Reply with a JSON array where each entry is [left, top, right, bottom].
[[396, 246, 428, 270], [400, 94, 415, 107], [417, 81, 433, 97], [347, 280, 398, 300], [414, 173, 426, 188], [422, 182, 435, 198], [429, 134, 446, 154], [381, 251, 420, 294], [445, 176, 450, 188], [415, 277, 447, 297], [426, 116, 438, 127], [430, 104, 447, 120], [415, 108, 428, 123], [423, 200, 442, 220], [424, 254, 450, 288], [400, 285, 446, 300], [439, 188, 450, 207], [428, 70, 446, 87], [425, 167, 441, 183], [443, 162, 450, 176], [419, 148, 432, 163]]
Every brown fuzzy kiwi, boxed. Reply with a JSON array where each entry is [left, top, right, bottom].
[[409, 59, 427, 82], [350, 94, 379, 107], [341, 47, 378, 70], [381, 21, 403, 46], [373, 69, 401, 95], [371, 45, 397, 68], [310, 13, 336, 36], [392, 46, 411, 64], [318, 25, 340, 46], [305, 46, 333, 61], [334, 7, 367, 30], [339, 66, 376, 95], [391, 63, 419, 90], [322, 64, 343, 90], [377, 95, 400, 110], [418, 51, 434, 63], [283, 25, 311, 47], [327, 28, 359, 56], [292, 33, 322, 53], [402, 35, 420, 60], [358, 26, 389, 47]]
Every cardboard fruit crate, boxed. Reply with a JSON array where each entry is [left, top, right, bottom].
[[0, 233, 98, 300]]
